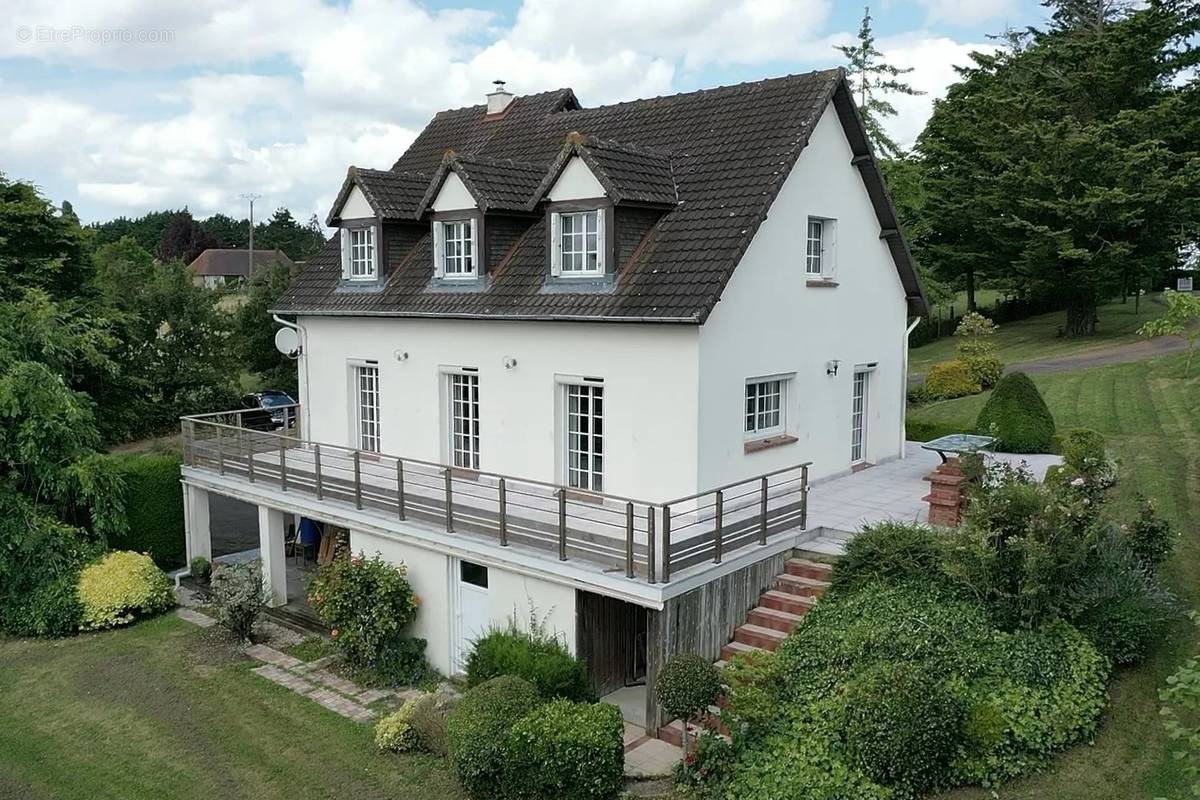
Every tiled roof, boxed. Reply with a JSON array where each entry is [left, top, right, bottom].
[[538, 135, 678, 207], [418, 153, 547, 214], [280, 71, 927, 322], [188, 248, 294, 277], [327, 167, 429, 225]]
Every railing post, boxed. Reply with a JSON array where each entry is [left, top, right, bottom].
[[557, 488, 567, 561], [646, 508, 657, 585], [182, 420, 194, 466], [279, 439, 288, 491], [247, 433, 256, 483], [498, 478, 508, 546], [353, 451, 362, 510], [713, 490, 723, 564], [759, 476, 768, 545], [216, 426, 225, 475], [444, 469, 454, 533], [662, 504, 672, 583], [624, 501, 635, 579], [314, 444, 323, 500], [800, 464, 810, 530], [396, 459, 406, 521]]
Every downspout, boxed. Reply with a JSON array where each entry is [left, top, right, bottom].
[[899, 316, 921, 459], [273, 314, 310, 441]]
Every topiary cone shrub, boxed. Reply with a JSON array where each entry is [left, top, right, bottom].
[[974, 371, 1055, 453]]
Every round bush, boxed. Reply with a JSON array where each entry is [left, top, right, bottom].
[[964, 355, 1005, 389], [447, 676, 542, 799], [831, 522, 947, 596], [974, 371, 1055, 453], [504, 699, 624, 800], [210, 560, 270, 641], [656, 653, 722, 722], [308, 553, 424, 683], [925, 360, 981, 400], [467, 625, 592, 701], [375, 697, 420, 753], [77, 551, 175, 631], [839, 663, 963, 797]]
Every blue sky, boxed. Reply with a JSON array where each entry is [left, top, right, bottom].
[[0, 0, 1048, 225]]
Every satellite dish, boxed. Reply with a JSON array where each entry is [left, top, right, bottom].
[[274, 327, 300, 358]]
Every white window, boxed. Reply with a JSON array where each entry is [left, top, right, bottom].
[[341, 226, 377, 281], [551, 209, 604, 277], [806, 216, 836, 277], [745, 378, 784, 438], [565, 383, 603, 491], [438, 219, 476, 279], [449, 372, 480, 470], [354, 364, 380, 452]]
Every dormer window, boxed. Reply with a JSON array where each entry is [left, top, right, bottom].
[[434, 218, 478, 280], [551, 209, 605, 277], [340, 224, 378, 281]]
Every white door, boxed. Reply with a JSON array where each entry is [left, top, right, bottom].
[[454, 560, 490, 673], [851, 370, 870, 464]]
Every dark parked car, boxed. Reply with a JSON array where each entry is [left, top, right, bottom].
[[241, 391, 297, 430]]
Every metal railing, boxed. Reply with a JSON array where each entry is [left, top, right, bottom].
[[180, 404, 810, 584]]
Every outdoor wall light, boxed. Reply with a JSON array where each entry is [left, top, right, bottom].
[[503, 356, 518, 370], [394, 349, 409, 362], [826, 359, 841, 376]]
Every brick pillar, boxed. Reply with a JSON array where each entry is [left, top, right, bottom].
[[923, 457, 968, 527]]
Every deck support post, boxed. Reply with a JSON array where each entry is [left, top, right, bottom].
[[257, 506, 288, 608]]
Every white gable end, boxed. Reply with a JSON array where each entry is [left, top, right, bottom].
[[432, 172, 477, 212], [340, 185, 375, 220], [547, 157, 605, 202]]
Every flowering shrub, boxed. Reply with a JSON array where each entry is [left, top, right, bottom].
[[375, 697, 420, 753], [77, 550, 175, 631], [308, 552, 427, 685], [675, 731, 735, 795], [210, 560, 270, 641]]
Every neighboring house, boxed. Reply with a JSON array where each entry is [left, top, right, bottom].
[[179, 69, 926, 730], [187, 248, 295, 289]]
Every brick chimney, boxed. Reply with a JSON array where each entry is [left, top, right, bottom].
[[486, 79, 513, 115]]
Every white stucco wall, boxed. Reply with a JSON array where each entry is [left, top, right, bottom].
[[696, 104, 909, 487], [340, 185, 374, 219], [547, 157, 605, 201], [431, 173, 476, 212], [348, 528, 576, 674], [299, 316, 701, 501]]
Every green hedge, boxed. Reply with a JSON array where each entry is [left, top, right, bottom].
[[466, 624, 593, 701], [905, 419, 967, 444], [448, 676, 542, 799], [974, 372, 1056, 453], [105, 453, 185, 569], [504, 699, 624, 800]]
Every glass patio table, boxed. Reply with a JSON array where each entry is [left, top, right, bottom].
[[920, 433, 996, 464]]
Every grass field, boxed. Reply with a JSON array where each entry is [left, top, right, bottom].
[[0, 616, 464, 800], [911, 353, 1200, 800], [909, 296, 1165, 375]]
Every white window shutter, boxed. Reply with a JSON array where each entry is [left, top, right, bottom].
[[595, 209, 606, 273], [340, 227, 351, 279], [369, 226, 378, 278], [432, 222, 444, 278], [550, 213, 562, 277], [828, 220, 837, 276], [470, 219, 479, 276]]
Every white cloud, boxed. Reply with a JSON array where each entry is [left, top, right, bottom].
[[915, 0, 1019, 27]]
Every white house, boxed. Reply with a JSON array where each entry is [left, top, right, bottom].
[[179, 69, 926, 730]]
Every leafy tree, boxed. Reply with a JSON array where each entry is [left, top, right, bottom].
[[1139, 288, 1200, 375], [836, 6, 924, 159], [158, 212, 219, 264], [255, 208, 326, 261], [88, 209, 191, 254], [0, 173, 90, 301], [201, 212, 249, 249], [235, 262, 298, 393]]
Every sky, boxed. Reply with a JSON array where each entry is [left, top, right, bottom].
[[0, 0, 1049, 226]]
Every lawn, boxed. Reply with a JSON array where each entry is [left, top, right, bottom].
[[910, 353, 1200, 800], [909, 296, 1166, 375], [0, 615, 464, 800]]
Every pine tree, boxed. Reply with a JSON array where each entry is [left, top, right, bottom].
[[836, 6, 924, 159]]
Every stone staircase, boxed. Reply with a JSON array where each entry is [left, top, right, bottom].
[[657, 555, 833, 747]]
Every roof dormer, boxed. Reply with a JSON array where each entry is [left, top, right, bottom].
[[431, 172, 477, 212], [547, 156, 606, 202]]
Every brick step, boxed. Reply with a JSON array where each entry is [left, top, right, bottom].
[[775, 573, 831, 597], [733, 623, 786, 651], [746, 605, 805, 633], [657, 715, 729, 749], [759, 589, 816, 616], [785, 557, 835, 581], [719, 639, 763, 662]]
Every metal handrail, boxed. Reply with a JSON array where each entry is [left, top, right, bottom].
[[660, 461, 813, 506]]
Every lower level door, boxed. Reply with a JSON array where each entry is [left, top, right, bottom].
[[851, 369, 870, 464], [454, 560, 490, 673]]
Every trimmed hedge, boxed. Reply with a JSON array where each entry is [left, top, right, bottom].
[[906, 419, 967, 444], [831, 522, 947, 596], [105, 453, 185, 569], [504, 699, 624, 800], [974, 372, 1056, 453], [467, 624, 592, 701], [447, 676, 542, 799], [926, 360, 981, 400], [77, 550, 175, 630]]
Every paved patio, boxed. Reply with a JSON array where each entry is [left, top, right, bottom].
[[799, 442, 1061, 555]]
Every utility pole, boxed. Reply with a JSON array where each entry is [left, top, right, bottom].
[[240, 193, 262, 277]]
